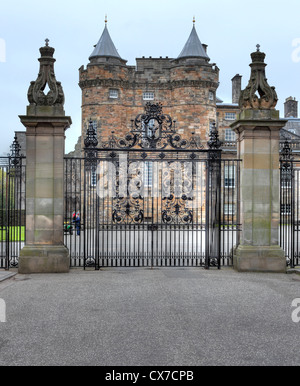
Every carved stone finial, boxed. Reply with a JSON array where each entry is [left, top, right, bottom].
[[27, 41, 65, 107], [239, 48, 278, 110]]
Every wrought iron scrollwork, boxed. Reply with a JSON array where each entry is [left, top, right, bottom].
[[84, 120, 99, 148], [207, 122, 222, 151], [159, 158, 194, 225], [162, 194, 193, 224], [99, 103, 204, 150], [112, 197, 144, 225], [207, 122, 222, 168], [84, 120, 99, 168], [280, 140, 294, 183], [10, 135, 22, 167]]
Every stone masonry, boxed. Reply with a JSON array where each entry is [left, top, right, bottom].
[[79, 21, 221, 149]]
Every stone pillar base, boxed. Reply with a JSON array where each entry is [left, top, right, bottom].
[[19, 245, 69, 274], [233, 245, 286, 273]]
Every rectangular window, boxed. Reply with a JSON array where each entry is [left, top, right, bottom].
[[92, 120, 98, 133], [225, 128, 236, 142], [224, 204, 235, 215], [224, 165, 235, 188], [143, 92, 155, 101], [109, 89, 119, 99], [225, 112, 236, 121], [209, 91, 215, 101], [144, 162, 153, 187], [281, 204, 291, 215]]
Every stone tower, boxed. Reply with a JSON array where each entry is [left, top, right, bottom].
[[79, 19, 219, 148]]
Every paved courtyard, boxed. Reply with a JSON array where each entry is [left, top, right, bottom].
[[0, 267, 299, 366]]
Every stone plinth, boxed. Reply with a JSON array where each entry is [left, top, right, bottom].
[[233, 246, 286, 273], [231, 109, 287, 272], [18, 245, 69, 274]]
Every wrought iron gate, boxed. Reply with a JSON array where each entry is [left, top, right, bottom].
[[280, 140, 300, 267], [65, 103, 241, 269], [0, 137, 26, 270]]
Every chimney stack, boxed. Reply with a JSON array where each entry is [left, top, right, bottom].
[[284, 97, 298, 118], [231, 74, 242, 104]]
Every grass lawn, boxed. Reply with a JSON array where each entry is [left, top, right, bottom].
[[0, 226, 25, 242]]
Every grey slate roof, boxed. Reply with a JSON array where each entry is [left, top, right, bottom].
[[89, 24, 123, 60], [178, 25, 210, 60]]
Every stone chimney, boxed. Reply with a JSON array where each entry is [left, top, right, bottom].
[[284, 97, 298, 118], [231, 74, 242, 104]]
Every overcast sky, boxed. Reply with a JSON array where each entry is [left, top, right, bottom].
[[0, 0, 299, 155]]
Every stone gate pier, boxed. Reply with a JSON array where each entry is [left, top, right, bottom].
[[18, 41, 72, 273], [231, 46, 287, 272]]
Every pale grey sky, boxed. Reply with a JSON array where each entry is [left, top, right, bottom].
[[0, 0, 299, 154]]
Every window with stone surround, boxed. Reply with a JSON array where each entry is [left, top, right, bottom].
[[109, 89, 119, 99], [143, 92, 155, 101], [225, 112, 236, 121], [209, 91, 215, 101], [225, 128, 236, 142]]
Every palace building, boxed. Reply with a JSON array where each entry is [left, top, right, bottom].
[[77, 19, 240, 155]]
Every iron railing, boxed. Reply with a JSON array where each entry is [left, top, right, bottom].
[[0, 136, 26, 269], [280, 141, 300, 267]]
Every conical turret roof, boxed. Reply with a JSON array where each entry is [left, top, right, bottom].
[[89, 22, 125, 61], [178, 23, 210, 60]]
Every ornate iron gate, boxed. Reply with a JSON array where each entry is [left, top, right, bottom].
[[280, 140, 300, 268], [65, 103, 241, 269], [0, 137, 26, 270]]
